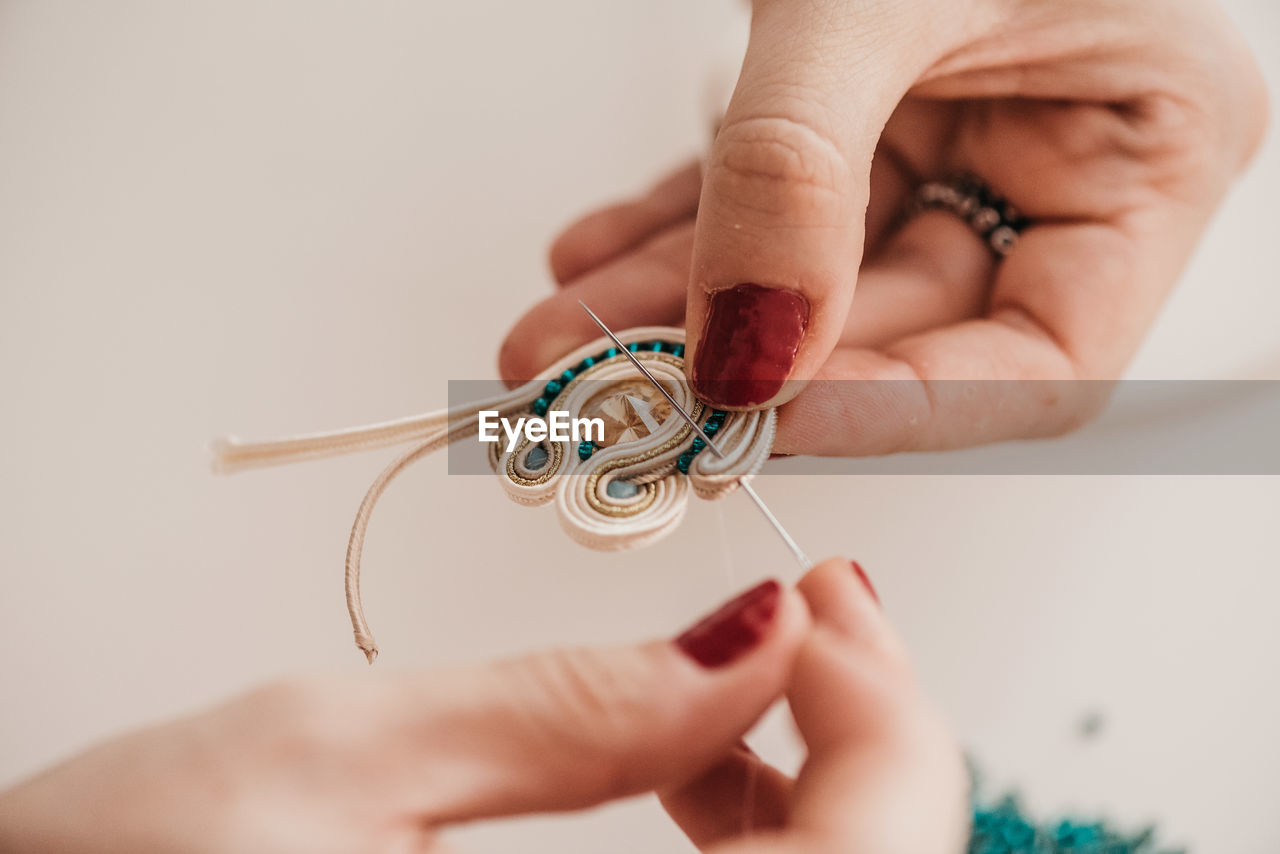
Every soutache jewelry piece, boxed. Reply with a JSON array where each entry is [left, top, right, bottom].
[[910, 172, 1030, 256], [211, 326, 776, 662]]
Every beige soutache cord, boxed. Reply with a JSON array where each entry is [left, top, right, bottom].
[[210, 413, 451, 474], [344, 416, 478, 662], [213, 327, 777, 662]]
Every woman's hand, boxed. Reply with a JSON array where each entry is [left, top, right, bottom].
[[662, 561, 968, 854], [500, 0, 1267, 457], [0, 559, 966, 853]]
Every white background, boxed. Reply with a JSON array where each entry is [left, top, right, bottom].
[[1, 1, 1277, 851]]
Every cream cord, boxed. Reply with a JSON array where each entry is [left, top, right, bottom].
[[212, 327, 776, 662]]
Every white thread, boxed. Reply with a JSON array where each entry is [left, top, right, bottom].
[[713, 502, 735, 587]]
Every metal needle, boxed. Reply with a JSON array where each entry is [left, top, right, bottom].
[[578, 300, 812, 569]]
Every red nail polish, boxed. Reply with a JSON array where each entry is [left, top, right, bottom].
[[675, 579, 781, 668], [850, 560, 879, 606], [691, 284, 809, 408]]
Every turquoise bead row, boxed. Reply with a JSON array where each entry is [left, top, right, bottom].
[[676, 410, 727, 473], [531, 340, 685, 420], [527, 340, 685, 462]]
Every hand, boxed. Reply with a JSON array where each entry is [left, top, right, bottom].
[[499, 0, 1267, 457], [661, 561, 968, 854], [0, 559, 966, 854]]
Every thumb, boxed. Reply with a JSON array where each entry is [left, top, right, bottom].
[[393, 578, 810, 826], [784, 558, 968, 852], [687, 0, 957, 409]]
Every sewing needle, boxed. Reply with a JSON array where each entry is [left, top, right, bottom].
[[578, 300, 812, 570]]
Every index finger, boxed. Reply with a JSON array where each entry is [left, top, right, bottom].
[[773, 221, 1150, 456]]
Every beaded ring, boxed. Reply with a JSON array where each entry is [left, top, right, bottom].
[[212, 326, 775, 661], [910, 172, 1030, 256]]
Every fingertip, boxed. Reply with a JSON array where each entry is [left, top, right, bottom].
[[849, 560, 879, 606], [671, 581, 810, 674], [796, 557, 904, 663], [498, 225, 693, 386], [548, 209, 621, 285], [496, 295, 600, 386], [785, 561, 917, 753], [549, 162, 703, 285], [686, 282, 814, 410], [686, 117, 861, 410], [763, 583, 813, 670], [770, 583, 814, 661], [797, 556, 877, 619], [796, 556, 872, 608]]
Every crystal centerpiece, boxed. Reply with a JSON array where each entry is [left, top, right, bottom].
[[580, 380, 674, 449]]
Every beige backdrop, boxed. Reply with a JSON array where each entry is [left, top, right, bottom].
[[2, 1, 1278, 851]]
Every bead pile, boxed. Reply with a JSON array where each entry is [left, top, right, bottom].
[[968, 789, 1177, 854]]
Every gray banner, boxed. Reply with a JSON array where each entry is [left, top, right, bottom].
[[445, 380, 1280, 475]]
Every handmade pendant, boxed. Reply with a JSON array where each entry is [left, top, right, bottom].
[[212, 326, 776, 659]]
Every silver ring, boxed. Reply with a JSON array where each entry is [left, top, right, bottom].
[[909, 173, 1029, 257]]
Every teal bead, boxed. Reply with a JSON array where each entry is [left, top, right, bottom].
[[578, 356, 595, 372], [676, 451, 694, 474], [543, 380, 562, 397], [525, 447, 548, 470], [604, 347, 618, 359], [649, 341, 663, 352], [1002, 823, 1033, 846], [606, 479, 639, 499], [577, 441, 594, 461], [627, 342, 640, 353], [532, 397, 549, 416], [702, 421, 719, 435], [560, 369, 575, 384], [691, 437, 706, 451], [671, 344, 684, 358]]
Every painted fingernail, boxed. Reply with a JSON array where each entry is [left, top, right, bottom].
[[850, 560, 880, 606], [675, 579, 781, 668], [691, 284, 809, 408]]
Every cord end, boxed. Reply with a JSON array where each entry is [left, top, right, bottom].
[[207, 436, 240, 475]]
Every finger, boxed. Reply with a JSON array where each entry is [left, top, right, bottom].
[[773, 223, 1133, 457], [684, 0, 967, 410], [498, 221, 692, 385], [783, 558, 968, 852], [794, 558, 907, 668], [862, 142, 917, 256], [659, 742, 794, 850], [659, 557, 908, 853], [377, 579, 809, 825], [788, 557, 909, 758], [500, 175, 992, 388], [549, 161, 701, 285], [840, 209, 994, 351], [508, 184, 991, 389]]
